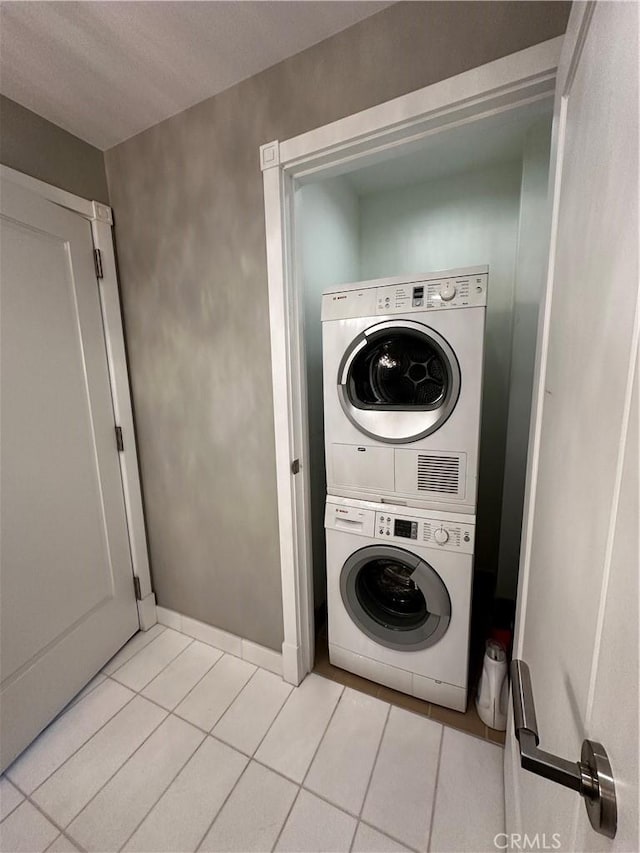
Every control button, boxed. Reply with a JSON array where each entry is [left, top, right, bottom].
[[434, 527, 449, 545], [440, 282, 457, 301]]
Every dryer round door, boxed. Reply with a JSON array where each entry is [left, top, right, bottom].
[[340, 544, 451, 651], [338, 319, 461, 443]]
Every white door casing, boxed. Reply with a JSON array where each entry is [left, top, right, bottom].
[[507, 2, 639, 849], [0, 172, 153, 770], [261, 38, 564, 684]]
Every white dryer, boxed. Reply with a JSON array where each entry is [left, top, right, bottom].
[[325, 495, 474, 711], [322, 267, 487, 514]]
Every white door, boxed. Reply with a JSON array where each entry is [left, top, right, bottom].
[[507, 2, 638, 850], [0, 179, 139, 770]]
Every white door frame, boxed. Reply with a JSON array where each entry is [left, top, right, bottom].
[[260, 37, 564, 685], [0, 164, 156, 630]]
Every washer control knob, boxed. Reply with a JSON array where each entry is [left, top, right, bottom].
[[434, 527, 449, 545], [440, 282, 457, 301]]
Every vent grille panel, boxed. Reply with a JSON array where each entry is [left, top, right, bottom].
[[417, 455, 461, 495]]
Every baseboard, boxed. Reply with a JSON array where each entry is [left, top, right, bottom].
[[137, 593, 157, 630], [281, 640, 305, 686], [156, 606, 282, 676]]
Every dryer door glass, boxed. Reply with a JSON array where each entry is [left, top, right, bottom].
[[355, 558, 427, 630], [340, 545, 451, 651], [338, 320, 461, 443], [351, 330, 448, 409]]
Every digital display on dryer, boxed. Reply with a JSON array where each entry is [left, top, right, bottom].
[[394, 519, 418, 539]]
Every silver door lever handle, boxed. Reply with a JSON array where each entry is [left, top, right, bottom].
[[511, 660, 617, 839]]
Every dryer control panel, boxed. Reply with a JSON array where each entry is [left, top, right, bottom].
[[375, 511, 475, 555], [375, 273, 487, 314]]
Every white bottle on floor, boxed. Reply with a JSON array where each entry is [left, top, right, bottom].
[[476, 640, 508, 730]]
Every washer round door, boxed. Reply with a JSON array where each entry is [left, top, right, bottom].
[[340, 544, 451, 651], [338, 319, 461, 443]]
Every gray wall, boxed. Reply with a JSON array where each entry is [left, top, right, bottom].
[[105, 1, 570, 651], [0, 95, 109, 203]]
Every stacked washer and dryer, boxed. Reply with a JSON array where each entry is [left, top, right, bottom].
[[321, 266, 488, 712]]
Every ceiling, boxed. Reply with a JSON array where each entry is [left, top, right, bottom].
[[0, 1, 392, 150], [342, 98, 554, 195]]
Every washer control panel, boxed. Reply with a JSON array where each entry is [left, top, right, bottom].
[[375, 511, 474, 554], [375, 273, 487, 314]]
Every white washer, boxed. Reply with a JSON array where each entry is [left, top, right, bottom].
[[325, 495, 473, 712], [322, 266, 487, 514]]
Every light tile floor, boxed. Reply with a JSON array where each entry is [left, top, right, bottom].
[[0, 626, 505, 853]]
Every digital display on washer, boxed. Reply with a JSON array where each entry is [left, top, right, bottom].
[[394, 519, 418, 539]]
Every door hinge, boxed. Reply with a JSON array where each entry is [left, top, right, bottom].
[[94, 248, 104, 280], [291, 458, 300, 475], [133, 575, 142, 600], [115, 425, 124, 451]]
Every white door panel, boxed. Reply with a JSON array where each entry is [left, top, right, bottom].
[[0, 179, 139, 770], [574, 351, 637, 853], [505, 3, 638, 851], [510, 2, 638, 849]]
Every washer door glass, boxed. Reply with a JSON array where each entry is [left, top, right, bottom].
[[340, 545, 451, 651], [338, 320, 460, 443]]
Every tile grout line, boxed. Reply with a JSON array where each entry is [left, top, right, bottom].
[[0, 784, 26, 824], [357, 818, 423, 853], [171, 654, 257, 731], [209, 679, 293, 760], [299, 683, 345, 790], [425, 724, 446, 853], [53, 639, 258, 847], [348, 702, 392, 853], [193, 757, 254, 853], [103, 625, 167, 677], [94, 640, 257, 852], [4, 630, 243, 849], [65, 673, 108, 713], [269, 682, 346, 852], [8, 621, 500, 852], [207, 662, 262, 735], [48, 827, 88, 853], [224, 667, 295, 758], [141, 639, 231, 710], [7, 692, 139, 802], [53, 702, 172, 839], [7, 782, 89, 853], [116, 727, 208, 852], [319, 656, 503, 747], [149, 664, 294, 851], [109, 635, 195, 693], [156, 649, 228, 715], [356, 702, 391, 819]]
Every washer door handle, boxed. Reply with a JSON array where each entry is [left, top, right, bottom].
[[511, 660, 617, 838]]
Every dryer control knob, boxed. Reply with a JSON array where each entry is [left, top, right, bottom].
[[440, 282, 457, 301], [434, 527, 449, 545]]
